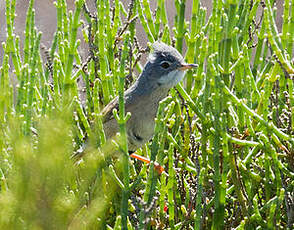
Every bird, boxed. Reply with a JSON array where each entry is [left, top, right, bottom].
[[101, 42, 198, 153]]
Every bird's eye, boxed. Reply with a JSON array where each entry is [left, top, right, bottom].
[[160, 61, 170, 69]]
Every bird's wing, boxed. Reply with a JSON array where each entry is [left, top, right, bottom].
[[101, 97, 119, 124], [101, 84, 138, 123]]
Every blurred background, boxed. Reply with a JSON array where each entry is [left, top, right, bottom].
[[0, 0, 284, 63]]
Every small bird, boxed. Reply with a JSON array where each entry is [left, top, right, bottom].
[[101, 42, 197, 152]]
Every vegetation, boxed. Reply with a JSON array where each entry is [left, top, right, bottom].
[[0, 0, 293, 229]]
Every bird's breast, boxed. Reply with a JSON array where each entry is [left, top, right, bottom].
[[125, 90, 166, 150]]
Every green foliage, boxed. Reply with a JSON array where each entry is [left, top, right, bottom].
[[0, 0, 294, 229]]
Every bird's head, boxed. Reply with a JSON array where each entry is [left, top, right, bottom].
[[142, 42, 198, 89]]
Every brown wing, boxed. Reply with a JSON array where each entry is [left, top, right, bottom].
[[101, 86, 136, 124], [101, 97, 119, 124]]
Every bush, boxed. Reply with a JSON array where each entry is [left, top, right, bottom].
[[0, 0, 293, 229]]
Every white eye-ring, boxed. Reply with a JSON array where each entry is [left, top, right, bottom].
[[160, 61, 171, 69]]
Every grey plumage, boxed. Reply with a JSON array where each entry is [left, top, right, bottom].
[[102, 42, 197, 152]]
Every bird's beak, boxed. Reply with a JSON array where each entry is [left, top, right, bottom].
[[178, 63, 198, 71]]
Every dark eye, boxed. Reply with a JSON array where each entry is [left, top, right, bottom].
[[160, 61, 170, 69]]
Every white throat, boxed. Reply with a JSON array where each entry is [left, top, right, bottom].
[[157, 70, 186, 88]]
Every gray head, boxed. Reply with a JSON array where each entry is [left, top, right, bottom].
[[138, 42, 198, 90]]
